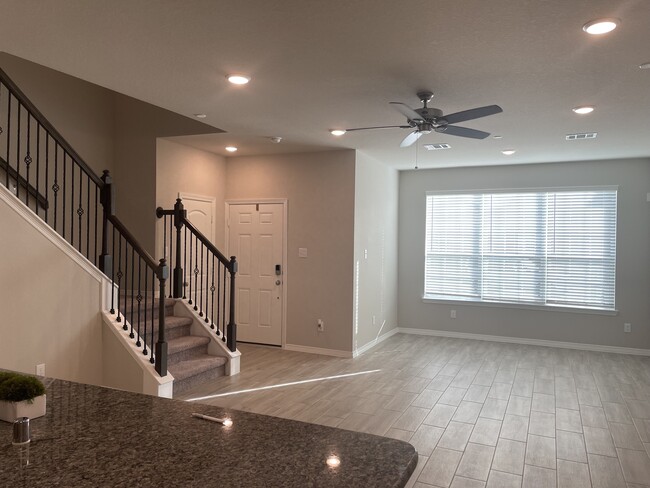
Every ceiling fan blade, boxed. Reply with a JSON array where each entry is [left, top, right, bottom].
[[436, 125, 490, 139], [441, 105, 503, 125], [389, 102, 425, 122], [400, 130, 423, 147], [345, 125, 412, 132]]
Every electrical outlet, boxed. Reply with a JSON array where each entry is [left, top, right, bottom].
[[317, 319, 324, 332], [624, 323, 631, 333], [36, 363, 45, 376], [450, 310, 457, 319]]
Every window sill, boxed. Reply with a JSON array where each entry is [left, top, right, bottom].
[[421, 296, 619, 316]]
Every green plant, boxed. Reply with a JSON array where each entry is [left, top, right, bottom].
[[0, 373, 45, 403]]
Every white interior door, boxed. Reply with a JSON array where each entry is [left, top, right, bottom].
[[181, 194, 215, 300], [228, 203, 284, 346]]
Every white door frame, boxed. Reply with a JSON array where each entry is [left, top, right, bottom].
[[225, 199, 288, 348], [180, 192, 216, 243]]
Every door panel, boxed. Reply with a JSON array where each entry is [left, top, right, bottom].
[[228, 203, 284, 346], [180, 195, 215, 300]]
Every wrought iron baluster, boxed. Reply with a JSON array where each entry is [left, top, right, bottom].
[[16, 103, 20, 200], [222, 266, 227, 342], [143, 268, 148, 357], [188, 228, 193, 305], [44, 135, 49, 223], [150, 269, 155, 364], [183, 226, 187, 299], [168, 216, 173, 298], [216, 261, 221, 336], [35, 121, 40, 215], [62, 152, 67, 239], [136, 257, 142, 348], [117, 234, 124, 326], [193, 235, 199, 311], [210, 254, 215, 328], [199, 243, 204, 316], [130, 246, 135, 339], [70, 159, 74, 246], [53, 144, 58, 230], [110, 224, 115, 315], [94, 184, 98, 265], [86, 174, 90, 259], [5, 94, 10, 188], [24, 112, 31, 206], [77, 166, 83, 253], [163, 215, 167, 262]]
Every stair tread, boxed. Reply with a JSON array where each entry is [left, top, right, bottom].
[[167, 335, 211, 355], [169, 355, 227, 381], [164, 315, 193, 328]]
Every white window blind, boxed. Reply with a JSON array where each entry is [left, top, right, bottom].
[[424, 188, 617, 310]]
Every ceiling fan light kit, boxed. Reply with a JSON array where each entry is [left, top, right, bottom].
[[334, 90, 502, 148]]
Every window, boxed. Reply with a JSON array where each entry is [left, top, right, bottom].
[[424, 188, 617, 311]]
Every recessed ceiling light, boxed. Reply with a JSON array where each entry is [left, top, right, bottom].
[[493, 135, 503, 139], [582, 18, 619, 35], [424, 143, 451, 151], [226, 74, 250, 85], [330, 129, 346, 136], [225, 146, 238, 152], [194, 113, 207, 119], [639, 62, 650, 70], [501, 149, 516, 156], [572, 106, 595, 114]]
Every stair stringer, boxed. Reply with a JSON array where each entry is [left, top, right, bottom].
[[101, 310, 174, 398], [172, 300, 241, 376]]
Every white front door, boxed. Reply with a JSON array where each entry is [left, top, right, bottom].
[[228, 203, 284, 346]]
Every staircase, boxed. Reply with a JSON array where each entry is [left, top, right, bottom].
[[1, 66, 238, 398]]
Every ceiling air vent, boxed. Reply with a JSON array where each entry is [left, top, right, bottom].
[[423, 143, 451, 150], [566, 132, 598, 141]]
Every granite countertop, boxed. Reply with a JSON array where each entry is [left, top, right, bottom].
[[0, 378, 417, 487]]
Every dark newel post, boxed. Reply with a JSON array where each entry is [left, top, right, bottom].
[[173, 198, 186, 298], [227, 256, 238, 352], [98, 170, 114, 274], [155, 258, 169, 376]]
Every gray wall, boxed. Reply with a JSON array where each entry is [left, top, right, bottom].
[[398, 158, 650, 349], [353, 152, 399, 351], [225, 150, 356, 352]]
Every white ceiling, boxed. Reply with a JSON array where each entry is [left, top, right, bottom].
[[1, 0, 649, 170]]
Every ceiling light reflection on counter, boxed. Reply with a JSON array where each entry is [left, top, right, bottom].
[[582, 18, 619, 35], [225, 146, 238, 152], [330, 129, 346, 136], [501, 149, 516, 156], [326, 456, 341, 468]]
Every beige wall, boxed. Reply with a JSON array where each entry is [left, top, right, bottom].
[[225, 150, 356, 352], [156, 138, 227, 251], [398, 158, 650, 349], [0, 52, 116, 176], [353, 152, 399, 351], [0, 189, 104, 385]]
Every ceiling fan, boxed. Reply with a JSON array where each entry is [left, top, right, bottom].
[[333, 91, 503, 147]]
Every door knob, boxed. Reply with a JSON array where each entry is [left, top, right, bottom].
[[275, 280, 281, 285]]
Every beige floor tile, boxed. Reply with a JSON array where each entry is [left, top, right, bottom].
[[626, 399, 650, 420], [453, 401, 483, 424], [617, 448, 650, 485], [480, 398, 508, 421], [486, 470, 522, 488], [555, 390, 579, 410], [406, 454, 429, 488], [410, 424, 445, 457], [522, 465, 557, 488], [385, 392, 419, 412], [609, 422, 645, 450], [428, 375, 456, 392], [580, 405, 608, 429], [556, 430, 587, 463], [587, 453, 626, 488], [385, 428, 414, 441], [473, 370, 497, 387], [577, 387, 602, 407], [440, 387, 469, 406], [525, 434, 556, 469], [450, 476, 486, 488], [488, 382, 512, 401], [604, 402, 633, 424], [501, 414, 530, 442], [584, 426, 617, 457], [556, 459, 590, 488], [424, 403, 457, 429], [412, 389, 444, 409], [556, 407, 582, 433], [554, 376, 576, 392], [534, 378, 555, 395], [532, 393, 556, 414], [508, 396, 532, 417], [512, 379, 534, 398], [404, 376, 435, 394], [438, 421, 474, 451], [598, 386, 625, 404], [470, 418, 502, 447], [313, 415, 344, 427], [456, 443, 495, 482], [529, 411, 556, 437], [492, 438, 526, 475], [392, 406, 431, 432], [632, 417, 650, 443], [413, 483, 436, 488], [465, 385, 491, 403], [419, 447, 463, 488]]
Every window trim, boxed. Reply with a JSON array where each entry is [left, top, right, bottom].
[[423, 185, 618, 313]]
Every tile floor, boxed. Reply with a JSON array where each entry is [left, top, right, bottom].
[[179, 333, 650, 488]]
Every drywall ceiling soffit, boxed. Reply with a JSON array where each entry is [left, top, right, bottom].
[[1, 0, 649, 169]]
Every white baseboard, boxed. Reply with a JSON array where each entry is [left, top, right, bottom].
[[397, 327, 650, 356], [284, 344, 353, 358], [353, 327, 400, 357]]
